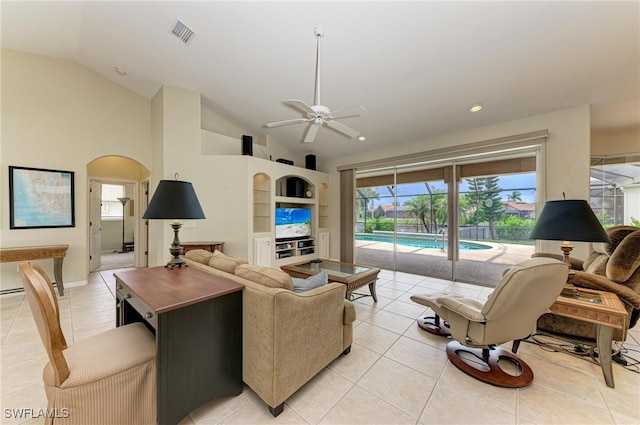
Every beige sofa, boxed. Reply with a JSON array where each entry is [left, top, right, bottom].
[[181, 250, 356, 416]]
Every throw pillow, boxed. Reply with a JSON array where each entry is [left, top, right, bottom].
[[292, 270, 328, 293], [183, 249, 214, 264], [208, 250, 247, 274], [235, 264, 294, 291]]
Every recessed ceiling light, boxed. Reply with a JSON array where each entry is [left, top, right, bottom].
[[114, 67, 127, 76], [358, 136, 366, 141], [468, 103, 483, 112]]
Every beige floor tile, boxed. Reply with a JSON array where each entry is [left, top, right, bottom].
[[382, 299, 428, 320], [375, 286, 406, 300], [1, 356, 48, 395], [220, 395, 307, 424], [420, 381, 516, 425], [319, 385, 415, 425], [353, 322, 401, 354], [379, 280, 416, 293], [439, 362, 517, 414], [402, 321, 450, 351], [597, 378, 640, 420], [358, 356, 435, 419], [328, 343, 381, 383], [366, 309, 413, 335], [0, 381, 48, 425], [286, 368, 353, 424], [524, 355, 606, 407], [187, 385, 257, 424], [384, 335, 448, 379], [517, 384, 615, 425]]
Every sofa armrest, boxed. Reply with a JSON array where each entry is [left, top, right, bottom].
[[570, 271, 640, 308], [343, 300, 356, 325]]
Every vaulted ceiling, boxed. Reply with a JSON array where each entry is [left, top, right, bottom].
[[2, 1, 639, 160]]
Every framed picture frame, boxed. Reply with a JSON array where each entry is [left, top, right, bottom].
[[9, 165, 75, 229]]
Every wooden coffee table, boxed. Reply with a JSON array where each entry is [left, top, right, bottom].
[[281, 259, 380, 302]]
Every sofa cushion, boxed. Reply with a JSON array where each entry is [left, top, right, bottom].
[[183, 249, 214, 264], [235, 264, 293, 291], [292, 271, 327, 293], [208, 250, 247, 274], [607, 230, 640, 283]]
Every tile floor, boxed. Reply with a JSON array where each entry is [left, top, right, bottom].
[[1, 268, 639, 425]]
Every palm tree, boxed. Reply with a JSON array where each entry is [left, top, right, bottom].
[[507, 190, 522, 203], [404, 196, 431, 232]]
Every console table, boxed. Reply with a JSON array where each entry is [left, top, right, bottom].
[[1, 244, 68, 295], [115, 266, 244, 425], [182, 241, 225, 254]]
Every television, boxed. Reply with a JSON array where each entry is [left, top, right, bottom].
[[275, 207, 312, 241]]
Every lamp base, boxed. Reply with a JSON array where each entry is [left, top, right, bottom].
[[559, 243, 574, 267], [165, 257, 187, 269], [165, 222, 187, 269]]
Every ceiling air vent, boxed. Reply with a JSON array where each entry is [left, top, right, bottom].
[[171, 19, 195, 45]]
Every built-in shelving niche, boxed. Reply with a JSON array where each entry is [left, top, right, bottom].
[[253, 173, 271, 233]]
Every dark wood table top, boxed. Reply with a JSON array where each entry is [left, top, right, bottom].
[[114, 266, 244, 314]]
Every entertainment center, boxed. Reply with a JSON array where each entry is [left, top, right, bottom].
[[247, 157, 329, 266]]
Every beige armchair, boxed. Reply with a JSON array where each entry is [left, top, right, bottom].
[[535, 225, 640, 342], [19, 262, 157, 425], [411, 258, 568, 387]]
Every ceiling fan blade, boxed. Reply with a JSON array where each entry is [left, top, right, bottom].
[[265, 117, 310, 128], [325, 120, 360, 139], [303, 123, 320, 143], [329, 105, 368, 119], [285, 99, 316, 116]]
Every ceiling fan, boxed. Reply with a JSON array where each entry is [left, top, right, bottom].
[[265, 27, 367, 143]]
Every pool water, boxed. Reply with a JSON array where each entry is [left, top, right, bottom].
[[356, 234, 491, 250]]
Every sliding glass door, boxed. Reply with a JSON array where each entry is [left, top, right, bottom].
[[354, 150, 538, 286]]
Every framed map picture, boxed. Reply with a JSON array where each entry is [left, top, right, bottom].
[[9, 166, 75, 229]]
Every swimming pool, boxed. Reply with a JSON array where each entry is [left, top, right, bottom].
[[355, 233, 492, 250]]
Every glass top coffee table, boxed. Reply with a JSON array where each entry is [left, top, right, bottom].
[[281, 259, 380, 302]]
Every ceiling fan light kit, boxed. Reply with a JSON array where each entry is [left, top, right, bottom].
[[265, 27, 366, 144]]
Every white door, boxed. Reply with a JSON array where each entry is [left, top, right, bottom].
[[89, 180, 102, 271], [253, 238, 271, 267]]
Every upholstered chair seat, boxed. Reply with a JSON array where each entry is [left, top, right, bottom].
[[19, 262, 157, 425]]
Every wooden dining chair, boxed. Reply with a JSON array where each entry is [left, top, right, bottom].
[[19, 262, 157, 424]]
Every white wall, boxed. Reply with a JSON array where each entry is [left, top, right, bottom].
[[325, 105, 593, 261], [1, 49, 152, 290]]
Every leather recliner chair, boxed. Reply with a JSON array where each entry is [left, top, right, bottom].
[[411, 257, 568, 388]]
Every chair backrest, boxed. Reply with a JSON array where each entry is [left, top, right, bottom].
[[19, 262, 69, 386], [480, 257, 568, 342]]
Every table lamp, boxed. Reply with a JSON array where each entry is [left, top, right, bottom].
[[142, 179, 206, 268], [529, 199, 610, 266]]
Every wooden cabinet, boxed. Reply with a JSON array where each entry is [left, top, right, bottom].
[[182, 241, 225, 254]]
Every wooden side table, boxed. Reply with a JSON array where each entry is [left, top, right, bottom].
[[1, 244, 69, 295], [114, 266, 243, 425], [545, 286, 628, 388], [182, 241, 225, 254]]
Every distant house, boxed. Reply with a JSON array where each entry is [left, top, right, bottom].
[[503, 202, 535, 219], [382, 205, 412, 219]]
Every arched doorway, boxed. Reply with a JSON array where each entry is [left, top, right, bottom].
[[87, 156, 150, 272]]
